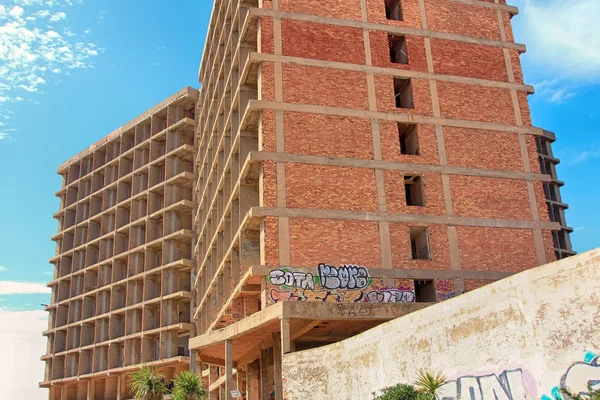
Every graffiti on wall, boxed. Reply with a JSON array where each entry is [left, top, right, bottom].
[[542, 351, 600, 400], [364, 289, 416, 303], [267, 264, 416, 304], [436, 351, 600, 400], [438, 369, 527, 400], [436, 280, 456, 301]]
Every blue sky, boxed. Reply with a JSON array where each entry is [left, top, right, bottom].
[[0, 0, 598, 398]]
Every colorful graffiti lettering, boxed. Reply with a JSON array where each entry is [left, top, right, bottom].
[[267, 265, 416, 305], [438, 369, 527, 400], [437, 352, 600, 400], [542, 351, 600, 400]]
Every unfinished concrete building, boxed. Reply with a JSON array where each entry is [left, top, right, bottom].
[[188, 0, 573, 399], [42, 0, 576, 399], [41, 87, 199, 400]]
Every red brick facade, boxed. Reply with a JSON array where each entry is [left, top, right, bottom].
[[255, 0, 558, 295]]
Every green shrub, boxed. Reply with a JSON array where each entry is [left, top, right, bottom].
[[372, 383, 421, 400]]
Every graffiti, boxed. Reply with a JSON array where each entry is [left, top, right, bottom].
[[267, 265, 416, 305], [438, 369, 527, 400], [437, 352, 600, 400], [542, 351, 600, 399], [439, 292, 456, 301], [268, 269, 315, 290], [336, 304, 375, 317], [364, 289, 415, 303], [317, 263, 369, 290], [436, 280, 456, 301]]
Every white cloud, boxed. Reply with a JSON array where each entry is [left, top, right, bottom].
[[0, 309, 48, 400], [513, 0, 600, 102], [9, 6, 25, 19], [156, 45, 166, 50], [34, 9, 50, 18], [0, 266, 7, 272], [48, 11, 65, 22], [0, 0, 101, 106], [0, 281, 50, 295]]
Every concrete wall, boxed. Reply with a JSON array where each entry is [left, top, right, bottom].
[[282, 249, 600, 400]]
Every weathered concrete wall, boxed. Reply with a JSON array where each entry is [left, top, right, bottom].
[[282, 249, 600, 400]]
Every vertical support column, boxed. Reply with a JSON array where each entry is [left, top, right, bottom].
[[225, 339, 233, 400], [418, 0, 464, 293], [116, 376, 122, 400], [246, 361, 260, 400], [495, 1, 546, 265], [190, 349, 199, 373], [281, 318, 291, 354], [260, 349, 271, 400], [209, 366, 220, 400], [272, 333, 283, 400], [360, 0, 393, 286], [87, 380, 95, 400]]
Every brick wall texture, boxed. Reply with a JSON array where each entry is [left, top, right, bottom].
[[258, 0, 556, 299]]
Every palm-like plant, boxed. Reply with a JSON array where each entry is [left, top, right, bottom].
[[414, 370, 447, 400], [129, 366, 169, 400], [171, 370, 208, 400]]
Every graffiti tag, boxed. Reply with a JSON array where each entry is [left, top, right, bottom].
[[365, 289, 415, 303], [268, 269, 315, 290], [317, 263, 369, 290]]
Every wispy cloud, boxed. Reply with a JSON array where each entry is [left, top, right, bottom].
[[0, 309, 48, 399], [97, 9, 107, 24], [531, 79, 576, 104], [513, 0, 600, 103], [0, 281, 50, 295], [0, 0, 101, 140], [156, 45, 166, 50], [559, 142, 600, 166], [48, 11, 65, 22], [0, 266, 7, 272]]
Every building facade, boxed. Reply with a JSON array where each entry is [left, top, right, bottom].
[[42, 0, 575, 399], [188, 0, 573, 398], [41, 87, 198, 400]]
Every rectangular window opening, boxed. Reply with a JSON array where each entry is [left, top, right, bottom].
[[385, 0, 403, 21], [404, 175, 424, 207], [399, 124, 420, 155], [410, 227, 431, 260], [394, 78, 414, 109], [414, 280, 436, 302], [389, 35, 408, 64]]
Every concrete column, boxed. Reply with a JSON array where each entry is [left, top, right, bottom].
[[246, 361, 260, 400], [225, 339, 233, 400], [273, 334, 283, 400]]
